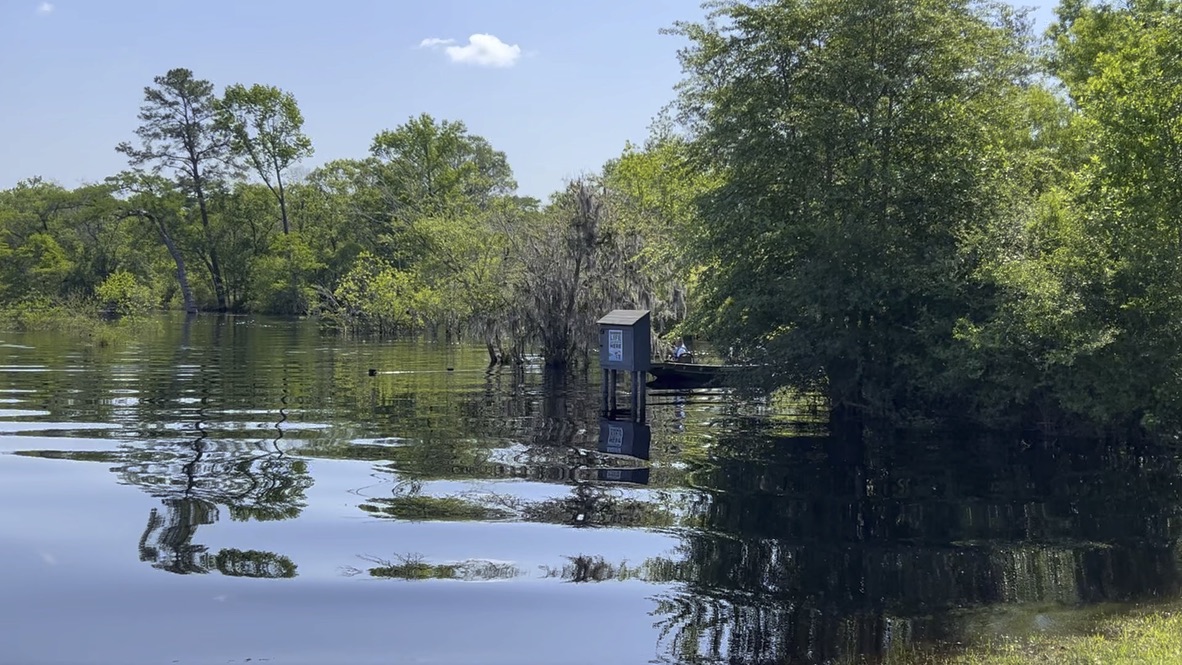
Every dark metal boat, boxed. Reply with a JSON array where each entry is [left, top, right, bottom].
[[647, 361, 735, 388]]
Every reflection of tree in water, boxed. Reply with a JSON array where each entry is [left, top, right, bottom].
[[539, 555, 683, 584], [122, 317, 308, 576], [137, 497, 217, 575], [642, 426, 1182, 664], [136, 497, 298, 578], [127, 432, 307, 577], [314, 353, 1182, 662], [123, 425, 308, 576]]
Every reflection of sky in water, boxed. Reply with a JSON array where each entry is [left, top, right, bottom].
[[0, 409, 53, 418]]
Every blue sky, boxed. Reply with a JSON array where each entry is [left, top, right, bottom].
[[2, 1, 1061, 200]]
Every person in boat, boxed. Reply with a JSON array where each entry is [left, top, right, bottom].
[[670, 339, 693, 362]]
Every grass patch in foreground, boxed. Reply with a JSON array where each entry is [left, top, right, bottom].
[[885, 607, 1182, 665]]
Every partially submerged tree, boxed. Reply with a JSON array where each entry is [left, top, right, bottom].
[[0, 178, 126, 305], [603, 134, 717, 340], [1038, 0, 1182, 429], [0, 178, 78, 302], [511, 178, 666, 367]]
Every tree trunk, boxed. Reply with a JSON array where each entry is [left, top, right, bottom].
[[276, 168, 290, 235], [193, 179, 227, 310], [139, 210, 197, 314]]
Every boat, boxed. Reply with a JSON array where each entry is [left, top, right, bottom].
[[647, 361, 736, 388]]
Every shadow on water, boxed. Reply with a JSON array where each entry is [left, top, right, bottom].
[[4, 316, 1182, 663]]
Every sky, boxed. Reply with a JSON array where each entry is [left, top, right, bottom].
[[1, 1, 1061, 200]]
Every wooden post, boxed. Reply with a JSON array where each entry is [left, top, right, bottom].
[[638, 375, 647, 420], [630, 370, 641, 421], [602, 368, 611, 414]]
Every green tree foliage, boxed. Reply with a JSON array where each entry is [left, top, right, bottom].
[[0, 232, 73, 301], [402, 208, 519, 354], [951, 0, 1182, 432], [249, 231, 325, 315], [1039, 0, 1182, 429], [369, 113, 515, 220], [671, 0, 1040, 417], [213, 182, 276, 308], [297, 159, 387, 272], [0, 178, 124, 304], [218, 83, 314, 235], [603, 135, 718, 335], [329, 251, 430, 334], [95, 270, 155, 317], [317, 116, 534, 357]]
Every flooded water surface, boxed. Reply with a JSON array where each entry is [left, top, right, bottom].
[[2, 316, 1181, 664]]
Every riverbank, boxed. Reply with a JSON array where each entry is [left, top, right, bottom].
[[0, 298, 151, 347]]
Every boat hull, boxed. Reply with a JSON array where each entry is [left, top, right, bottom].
[[647, 362, 731, 388]]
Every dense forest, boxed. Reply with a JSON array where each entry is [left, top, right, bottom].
[[3, 0, 1182, 435]]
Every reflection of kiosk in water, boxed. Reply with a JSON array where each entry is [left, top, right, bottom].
[[596, 417, 651, 485], [596, 467, 651, 485], [598, 417, 651, 460]]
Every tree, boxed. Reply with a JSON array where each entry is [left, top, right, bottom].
[[313, 116, 524, 342], [407, 201, 527, 362], [218, 83, 314, 235], [0, 178, 76, 302], [0, 178, 124, 304], [509, 179, 656, 367], [1032, 0, 1182, 429], [602, 134, 718, 337], [369, 113, 516, 220], [117, 68, 232, 310], [671, 0, 1038, 418], [249, 231, 325, 315]]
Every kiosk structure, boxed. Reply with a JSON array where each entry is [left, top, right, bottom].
[[596, 309, 651, 421]]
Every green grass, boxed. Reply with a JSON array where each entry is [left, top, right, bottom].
[[0, 297, 157, 346], [881, 606, 1182, 665], [1, 297, 101, 332]]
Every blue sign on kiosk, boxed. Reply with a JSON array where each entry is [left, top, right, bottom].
[[597, 310, 651, 372]]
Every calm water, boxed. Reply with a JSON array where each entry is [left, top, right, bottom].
[[2, 315, 1181, 665]]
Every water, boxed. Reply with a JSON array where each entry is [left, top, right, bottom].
[[1, 315, 1181, 664]]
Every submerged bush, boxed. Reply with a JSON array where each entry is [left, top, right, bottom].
[[95, 270, 155, 317]]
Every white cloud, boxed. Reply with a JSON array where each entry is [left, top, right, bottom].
[[420, 33, 522, 68], [36, 2, 54, 14]]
